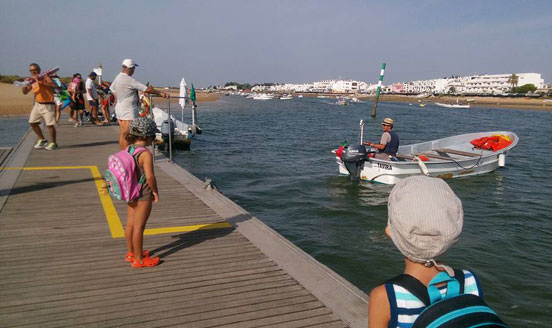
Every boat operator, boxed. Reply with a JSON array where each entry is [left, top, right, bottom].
[[364, 117, 399, 160]]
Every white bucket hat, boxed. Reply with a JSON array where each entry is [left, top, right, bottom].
[[387, 176, 463, 267]]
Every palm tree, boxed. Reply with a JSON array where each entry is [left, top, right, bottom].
[[507, 73, 519, 92]]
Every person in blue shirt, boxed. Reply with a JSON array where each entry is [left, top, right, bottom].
[[364, 117, 399, 160]]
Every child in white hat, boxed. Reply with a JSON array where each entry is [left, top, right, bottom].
[[369, 176, 486, 327]]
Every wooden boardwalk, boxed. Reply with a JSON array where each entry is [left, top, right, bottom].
[[0, 121, 368, 327]]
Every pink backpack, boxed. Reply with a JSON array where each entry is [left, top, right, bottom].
[[105, 146, 147, 201]]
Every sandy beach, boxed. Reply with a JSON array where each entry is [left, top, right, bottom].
[[0, 83, 220, 117], [2, 82, 550, 117], [368, 94, 552, 111]]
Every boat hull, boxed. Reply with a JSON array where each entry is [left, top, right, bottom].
[[335, 131, 518, 184]]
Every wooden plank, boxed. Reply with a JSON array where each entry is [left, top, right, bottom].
[[0, 121, 354, 328], [396, 153, 414, 160], [0, 147, 12, 166], [433, 147, 482, 157], [418, 152, 455, 161]]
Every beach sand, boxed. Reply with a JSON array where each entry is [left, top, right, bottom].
[[0, 83, 220, 117], [0, 83, 34, 117], [366, 94, 552, 111]]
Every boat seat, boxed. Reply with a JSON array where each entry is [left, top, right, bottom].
[[433, 148, 481, 158], [418, 152, 456, 161], [396, 153, 415, 160]]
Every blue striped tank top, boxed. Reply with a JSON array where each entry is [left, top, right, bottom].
[[385, 269, 483, 328]]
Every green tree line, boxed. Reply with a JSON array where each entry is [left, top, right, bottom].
[[0, 74, 73, 84]]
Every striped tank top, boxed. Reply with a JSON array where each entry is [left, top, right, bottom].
[[385, 269, 483, 328]]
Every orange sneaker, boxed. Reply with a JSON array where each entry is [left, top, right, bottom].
[[125, 250, 150, 262], [131, 256, 160, 268]]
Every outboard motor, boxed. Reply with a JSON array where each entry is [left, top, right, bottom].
[[342, 144, 367, 180], [161, 119, 175, 145]]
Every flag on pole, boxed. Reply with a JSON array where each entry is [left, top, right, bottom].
[[190, 84, 196, 105]]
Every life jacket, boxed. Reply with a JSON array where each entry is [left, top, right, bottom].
[[385, 269, 506, 328], [383, 131, 399, 155], [470, 135, 512, 152]]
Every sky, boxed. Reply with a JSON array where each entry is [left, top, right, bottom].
[[1, 0, 551, 87]]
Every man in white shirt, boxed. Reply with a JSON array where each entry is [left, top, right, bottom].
[[110, 59, 167, 149], [85, 72, 101, 125]]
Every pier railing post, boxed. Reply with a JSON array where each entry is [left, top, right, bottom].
[[167, 95, 173, 161], [149, 94, 155, 162]]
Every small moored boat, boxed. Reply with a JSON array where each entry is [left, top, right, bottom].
[[333, 131, 518, 184]]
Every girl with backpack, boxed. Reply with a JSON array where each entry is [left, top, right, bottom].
[[369, 176, 506, 328], [123, 117, 161, 268]]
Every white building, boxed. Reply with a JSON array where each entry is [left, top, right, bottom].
[[400, 73, 545, 95]]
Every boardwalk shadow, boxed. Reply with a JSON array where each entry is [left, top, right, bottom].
[[0, 177, 95, 196], [151, 214, 253, 259], [152, 227, 234, 259], [61, 140, 118, 149]]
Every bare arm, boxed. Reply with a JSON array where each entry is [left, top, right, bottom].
[[364, 141, 386, 150], [22, 84, 32, 95], [368, 285, 390, 328], [139, 150, 159, 202], [41, 75, 57, 88], [144, 86, 168, 98]]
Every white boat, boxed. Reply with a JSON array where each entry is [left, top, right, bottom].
[[253, 93, 274, 100], [298, 95, 304, 98], [336, 98, 348, 106], [280, 94, 293, 100], [152, 107, 192, 150], [333, 131, 518, 184], [435, 98, 470, 109]]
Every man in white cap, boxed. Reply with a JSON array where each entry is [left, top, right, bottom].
[[110, 59, 167, 150], [364, 117, 400, 160]]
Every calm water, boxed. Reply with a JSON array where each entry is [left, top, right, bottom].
[[170, 96, 551, 327], [2, 99, 550, 326]]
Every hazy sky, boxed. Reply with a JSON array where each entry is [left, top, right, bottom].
[[1, 0, 551, 87]]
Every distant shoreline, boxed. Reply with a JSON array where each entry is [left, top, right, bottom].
[[374, 94, 552, 111], [0, 83, 220, 117]]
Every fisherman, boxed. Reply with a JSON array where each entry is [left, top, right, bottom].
[[110, 59, 167, 150], [364, 117, 399, 160], [21, 63, 58, 150]]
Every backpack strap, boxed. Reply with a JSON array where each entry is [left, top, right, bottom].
[[454, 268, 465, 294], [385, 269, 466, 307], [386, 274, 430, 306], [127, 145, 147, 185]]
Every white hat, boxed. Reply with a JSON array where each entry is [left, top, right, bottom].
[[122, 59, 139, 68], [387, 176, 463, 263]]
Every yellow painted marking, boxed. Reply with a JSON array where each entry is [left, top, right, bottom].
[[0, 166, 93, 170], [144, 222, 232, 236], [89, 166, 126, 238], [1, 166, 232, 238]]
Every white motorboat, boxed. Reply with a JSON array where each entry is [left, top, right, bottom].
[[280, 94, 293, 100], [333, 130, 518, 184], [253, 93, 274, 100], [152, 107, 193, 150], [336, 98, 348, 106], [435, 98, 470, 109]]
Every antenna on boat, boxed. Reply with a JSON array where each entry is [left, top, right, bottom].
[[371, 63, 386, 118]]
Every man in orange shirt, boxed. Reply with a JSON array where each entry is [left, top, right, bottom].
[[22, 63, 58, 150]]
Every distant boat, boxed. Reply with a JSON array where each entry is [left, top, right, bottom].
[[253, 93, 274, 100], [298, 95, 304, 98], [280, 94, 293, 100], [435, 98, 470, 109], [419, 103, 426, 107], [336, 98, 348, 106], [317, 95, 327, 99]]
